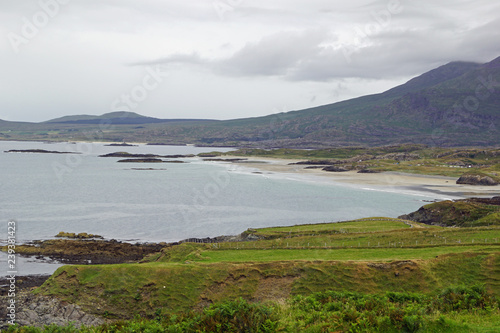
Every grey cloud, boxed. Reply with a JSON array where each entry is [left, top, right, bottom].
[[130, 53, 207, 67], [216, 29, 332, 77]]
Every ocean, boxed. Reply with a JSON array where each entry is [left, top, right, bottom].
[[0, 141, 450, 275]]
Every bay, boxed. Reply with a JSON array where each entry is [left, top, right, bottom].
[[0, 141, 450, 276]]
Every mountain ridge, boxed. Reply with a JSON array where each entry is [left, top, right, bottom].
[[45, 111, 217, 125], [1, 56, 499, 147]]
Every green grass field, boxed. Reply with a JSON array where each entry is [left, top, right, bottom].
[[19, 218, 499, 332]]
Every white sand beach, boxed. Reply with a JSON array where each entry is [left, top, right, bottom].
[[225, 157, 500, 198]]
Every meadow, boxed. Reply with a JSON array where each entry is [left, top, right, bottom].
[[8, 217, 498, 332]]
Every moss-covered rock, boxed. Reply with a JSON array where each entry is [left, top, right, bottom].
[[457, 171, 499, 186]]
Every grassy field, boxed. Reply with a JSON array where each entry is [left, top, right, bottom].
[[33, 218, 499, 328], [0, 216, 492, 332]]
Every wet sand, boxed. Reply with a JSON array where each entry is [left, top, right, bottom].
[[222, 156, 500, 198]]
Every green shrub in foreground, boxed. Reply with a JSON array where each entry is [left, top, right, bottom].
[[4, 286, 499, 332]]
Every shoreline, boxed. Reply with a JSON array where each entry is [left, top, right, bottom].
[[220, 156, 500, 199]]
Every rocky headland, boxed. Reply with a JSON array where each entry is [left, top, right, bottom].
[[2, 239, 165, 265]]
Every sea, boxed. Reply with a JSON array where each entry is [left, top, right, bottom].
[[0, 141, 455, 276]]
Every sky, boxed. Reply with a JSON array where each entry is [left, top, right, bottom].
[[1, 0, 499, 122]]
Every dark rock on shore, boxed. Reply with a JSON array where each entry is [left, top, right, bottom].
[[304, 166, 324, 169], [456, 173, 499, 186], [4, 149, 80, 154], [5, 239, 165, 265], [290, 160, 334, 166], [322, 165, 350, 172], [357, 169, 381, 173], [100, 152, 194, 158], [105, 143, 138, 147], [118, 158, 165, 163], [203, 158, 248, 162]]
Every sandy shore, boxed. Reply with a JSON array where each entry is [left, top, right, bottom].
[[222, 156, 500, 199]]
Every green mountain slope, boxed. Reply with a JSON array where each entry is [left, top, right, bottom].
[[191, 57, 498, 147], [1, 57, 498, 147]]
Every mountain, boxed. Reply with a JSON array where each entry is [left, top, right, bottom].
[[1, 57, 499, 147], [46, 111, 216, 125], [173, 56, 499, 147]]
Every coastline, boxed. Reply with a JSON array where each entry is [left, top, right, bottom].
[[220, 156, 500, 199]]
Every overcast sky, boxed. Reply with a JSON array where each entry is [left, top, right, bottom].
[[1, 0, 499, 122]]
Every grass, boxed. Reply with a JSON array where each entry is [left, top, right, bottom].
[[192, 246, 499, 263], [36, 219, 500, 319], [21, 217, 499, 332], [247, 218, 413, 238]]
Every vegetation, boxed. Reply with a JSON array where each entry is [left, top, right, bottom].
[[5, 201, 500, 331], [55, 232, 103, 239], [224, 145, 500, 179], [6, 286, 500, 332], [23, 218, 499, 332], [401, 198, 500, 227]]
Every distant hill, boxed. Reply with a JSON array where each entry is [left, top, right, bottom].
[[1, 57, 499, 147], [46, 111, 217, 125]]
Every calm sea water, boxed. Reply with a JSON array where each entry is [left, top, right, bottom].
[[0, 141, 450, 275]]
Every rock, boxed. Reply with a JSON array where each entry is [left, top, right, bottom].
[[398, 197, 500, 227], [0, 292, 106, 329], [322, 165, 349, 172], [104, 143, 138, 146], [456, 173, 498, 186], [357, 169, 380, 173], [4, 149, 80, 154], [203, 158, 248, 162], [291, 160, 334, 166], [3, 239, 165, 265], [100, 152, 193, 158], [117, 158, 165, 163]]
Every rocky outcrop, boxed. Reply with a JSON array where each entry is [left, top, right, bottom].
[[104, 143, 138, 146], [203, 158, 248, 162], [456, 173, 499, 186], [322, 165, 350, 172], [117, 158, 164, 163], [3, 239, 165, 265], [357, 169, 381, 173], [399, 197, 500, 227], [0, 292, 105, 329], [4, 149, 80, 154], [291, 160, 334, 166], [100, 152, 194, 158]]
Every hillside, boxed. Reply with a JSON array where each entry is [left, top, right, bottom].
[[184, 57, 499, 147], [10, 217, 499, 331], [45, 111, 216, 125], [2, 198, 500, 331], [0, 56, 499, 147]]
